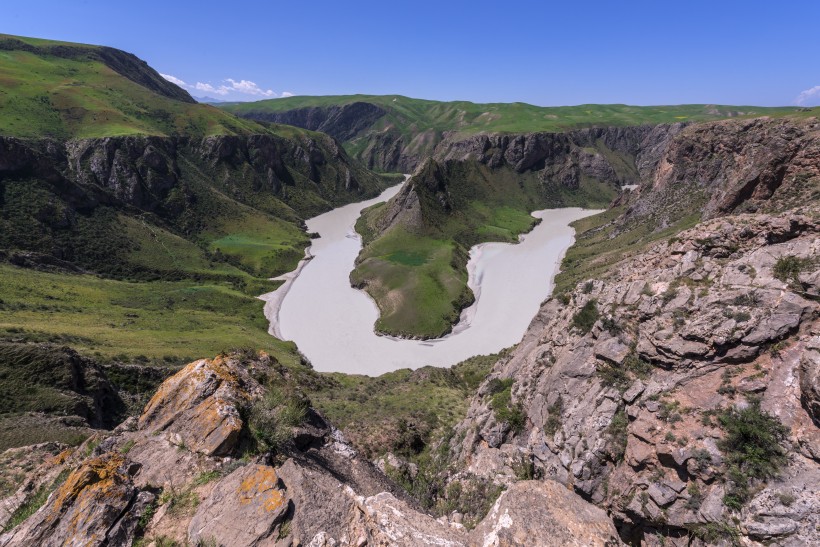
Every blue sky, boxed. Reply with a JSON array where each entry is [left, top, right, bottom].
[[4, 0, 820, 106]]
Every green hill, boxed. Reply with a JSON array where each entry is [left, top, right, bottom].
[[221, 94, 801, 171], [0, 33, 266, 138]]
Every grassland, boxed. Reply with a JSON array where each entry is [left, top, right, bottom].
[[0, 34, 267, 138], [0, 263, 302, 366], [309, 353, 499, 458]]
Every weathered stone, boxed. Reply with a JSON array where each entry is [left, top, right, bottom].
[[188, 464, 289, 546], [138, 356, 263, 456], [469, 481, 620, 546], [0, 453, 136, 547], [647, 482, 678, 507]]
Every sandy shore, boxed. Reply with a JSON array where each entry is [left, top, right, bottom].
[[259, 249, 313, 340]]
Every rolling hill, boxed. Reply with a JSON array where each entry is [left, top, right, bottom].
[[221, 94, 802, 171]]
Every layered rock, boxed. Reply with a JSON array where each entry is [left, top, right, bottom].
[[448, 204, 820, 544]]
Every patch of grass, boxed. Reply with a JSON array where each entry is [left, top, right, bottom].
[[383, 434, 505, 530], [309, 353, 498, 458], [686, 522, 740, 546], [606, 408, 628, 462], [193, 470, 221, 486], [773, 255, 812, 283], [3, 468, 70, 532], [158, 485, 200, 517], [489, 379, 525, 433], [248, 386, 308, 453], [543, 396, 563, 436], [718, 399, 789, 510], [572, 300, 599, 334]]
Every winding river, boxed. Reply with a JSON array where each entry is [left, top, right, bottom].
[[261, 180, 600, 375]]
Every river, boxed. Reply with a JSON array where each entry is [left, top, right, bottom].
[[260, 180, 600, 375]]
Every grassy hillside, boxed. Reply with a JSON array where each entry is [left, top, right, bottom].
[[0, 34, 266, 138], [222, 94, 802, 171]]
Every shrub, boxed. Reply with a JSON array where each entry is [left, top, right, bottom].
[[544, 396, 563, 436], [773, 255, 810, 283], [686, 482, 703, 511], [600, 316, 622, 335], [606, 408, 628, 462], [661, 285, 679, 305], [597, 362, 631, 391], [248, 386, 308, 453], [572, 300, 599, 334], [158, 486, 199, 516], [490, 381, 525, 434], [718, 400, 789, 509]]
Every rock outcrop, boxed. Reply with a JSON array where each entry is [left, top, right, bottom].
[[0, 351, 623, 546], [446, 161, 820, 544]]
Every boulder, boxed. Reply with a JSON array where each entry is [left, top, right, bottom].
[[0, 453, 136, 547], [188, 464, 289, 547], [138, 355, 263, 456], [469, 481, 621, 546]]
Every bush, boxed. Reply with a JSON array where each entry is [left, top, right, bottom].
[[606, 408, 628, 462], [718, 400, 789, 509], [248, 386, 308, 453], [490, 380, 525, 433], [572, 300, 599, 334], [773, 255, 810, 283], [544, 396, 563, 436]]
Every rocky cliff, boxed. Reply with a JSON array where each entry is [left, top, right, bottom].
[[0, 129, 385, 278], [0, 352, 621, 546], [444, 115, 820, 545]]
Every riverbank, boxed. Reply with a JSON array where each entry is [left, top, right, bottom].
[[264, 187, 601, 374]]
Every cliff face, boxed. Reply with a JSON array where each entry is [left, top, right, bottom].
[[0, 130, 385, 277], [0, 352, 621, 546], [1, 131, 381, 215], [371, 124, 684, 239], [242, 102, 388, 142], [446, 116, 820, 545]]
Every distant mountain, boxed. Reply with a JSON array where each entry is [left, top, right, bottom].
[[220, 94, 802, 172], [194, 95, 229, 104]]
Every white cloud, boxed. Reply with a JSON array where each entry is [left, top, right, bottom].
[[160, 73, 187, 87], [795, 85, 820, 106], [193, 82, 226, 96], [224, 78, 276, 97], [161, 73, 289, 101]]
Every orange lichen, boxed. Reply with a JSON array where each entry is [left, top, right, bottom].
[[238, 466, 285, 512], [47, 447, 74, 466]]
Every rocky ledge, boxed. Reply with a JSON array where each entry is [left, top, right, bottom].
[[0, 352, 620, 546]]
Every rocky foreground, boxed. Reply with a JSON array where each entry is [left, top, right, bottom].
[[0, 353, 620, 546]]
